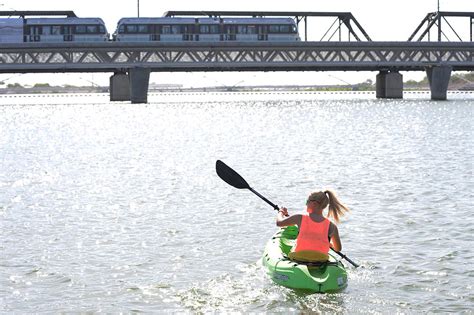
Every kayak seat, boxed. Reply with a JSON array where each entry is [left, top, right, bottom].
[[288, 250, 329, 263]]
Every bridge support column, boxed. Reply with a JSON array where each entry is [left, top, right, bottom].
[[376, 71, 403, 99], [110, 72, 130, 101], [129, 67, 150, 104], [426, 65, 452, 100]]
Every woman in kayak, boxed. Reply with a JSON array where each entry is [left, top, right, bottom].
[[276, 190, 349, 262]]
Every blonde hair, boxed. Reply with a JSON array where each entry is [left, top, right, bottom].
[[307, 190, 349, 223]]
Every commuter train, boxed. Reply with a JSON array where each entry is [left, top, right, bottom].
[[0, 16, 300, 43], [0, 17, 109, 43], [114, 17, 300, 42]]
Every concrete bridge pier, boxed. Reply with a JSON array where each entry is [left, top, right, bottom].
[[110, 72, 130, 101], [129, 67, 151, 104], [376, 71, 403, 99], [426, 65, 452, 100]]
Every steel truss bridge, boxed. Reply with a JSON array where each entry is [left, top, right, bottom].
[[0, 10, 472, 102], [0, 42, 472, 73]]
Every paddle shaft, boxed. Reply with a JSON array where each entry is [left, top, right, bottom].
[[249, 187, 279, 211], [331, 248, 360, 268]]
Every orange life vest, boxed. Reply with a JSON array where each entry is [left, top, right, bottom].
[[293, 215, 330, 254]]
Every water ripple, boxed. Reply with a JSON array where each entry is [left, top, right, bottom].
[[0, 94, 472, 313]]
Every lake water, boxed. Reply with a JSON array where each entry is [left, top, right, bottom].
[[1, 91, 473, 313]]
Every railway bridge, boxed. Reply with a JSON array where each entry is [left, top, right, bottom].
[[0, 11, 473, 102]]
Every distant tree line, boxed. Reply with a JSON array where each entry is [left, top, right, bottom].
[[0, 72, 472, 91], [405, 72, 473, 89]]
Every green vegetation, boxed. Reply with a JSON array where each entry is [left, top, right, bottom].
[[305, 86, 353, 92], [7, 83, 23, 88], [451, 72, 474, 84], [354, 79, 374, 91], [404, 71, 473, 90], [33, 83, 51, 87]]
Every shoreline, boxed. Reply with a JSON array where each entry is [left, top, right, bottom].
[[1, 86, 473, 95], [1, 89, 473, 99]]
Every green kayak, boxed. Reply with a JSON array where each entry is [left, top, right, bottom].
[[262, 225, 348, 293]]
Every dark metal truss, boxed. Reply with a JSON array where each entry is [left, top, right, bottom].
[[409, 11, 474, 42], [0, 42, 472, 73], [0, 11, 77, 17]]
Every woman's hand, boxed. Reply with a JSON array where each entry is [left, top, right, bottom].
[[278, 207, 289, 217], [276, 207, 301, 227]]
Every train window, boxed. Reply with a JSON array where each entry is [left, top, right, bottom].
[[62, 26, 72, 35], [199, 25, 210, 34], [224, 25, 237, 34], [237, 25, 247, 34], [99, 25, 105, 33], [28, 26, 42, 35], [280, 25, 290, 33], [182, 25, 192, 34], [42, 26, 51, 35], [248, 26, 256, 34], [75, 25, 87, 34], [137, 25, 148, 33], [87, 25, 98, 33], [162, 25, 171, 34], [171, 25, 180, 34], [292, 25, 297, 33], [126, 25, 138, 33], [51, 26, 61, 35], [267, 25, 293, 33], [268, 25, 283, 33], [118, 25, 125, 34], [199, 25, 218, 34], [209, 25, 219, 34]]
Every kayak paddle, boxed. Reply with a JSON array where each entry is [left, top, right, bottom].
[[216, 159, 279, 211], [215, 159, 359, 268]]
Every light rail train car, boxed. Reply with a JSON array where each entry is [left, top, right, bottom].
[[0, 17, 108, 43], [25, 18, 108, 42], [114, 17, 196, 42], [0, 18, 23, 43], [114, 17, 300, 42]]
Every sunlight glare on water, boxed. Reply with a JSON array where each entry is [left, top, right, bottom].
[[0, 92, 472, 313]]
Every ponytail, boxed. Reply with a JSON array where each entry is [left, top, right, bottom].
[[324, 190, 349, 223], [307, 190, 350, 222]]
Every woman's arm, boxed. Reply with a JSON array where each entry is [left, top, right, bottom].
[[276, 207, 302, 227], [329, 223, 342, 251]]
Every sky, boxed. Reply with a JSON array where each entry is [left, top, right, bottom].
[[0, 0, 472, 87]]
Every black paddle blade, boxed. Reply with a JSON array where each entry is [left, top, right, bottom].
[[216, 160, 250, 189]]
